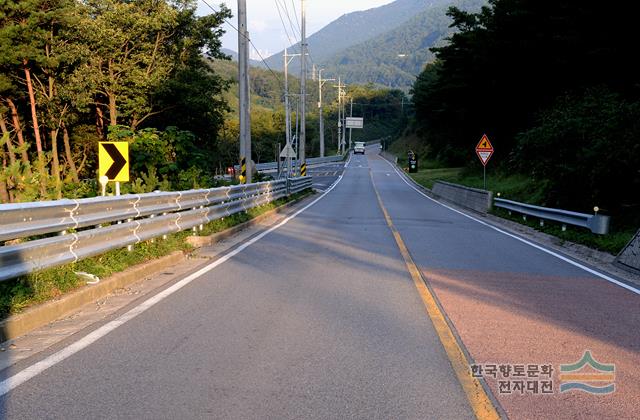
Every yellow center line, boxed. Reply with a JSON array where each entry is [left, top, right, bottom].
[[369, 170, 501, 420]]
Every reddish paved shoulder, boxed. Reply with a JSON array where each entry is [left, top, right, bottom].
[[425, 268, 640, 420]]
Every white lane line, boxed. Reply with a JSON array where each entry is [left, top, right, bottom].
[[0, 174, 346, 397], [379, 157, 640, 296]]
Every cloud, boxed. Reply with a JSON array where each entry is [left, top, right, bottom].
[[250, 19, 268, 33]]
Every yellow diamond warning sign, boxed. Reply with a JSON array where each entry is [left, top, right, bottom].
[[475, 134, 494, 166]]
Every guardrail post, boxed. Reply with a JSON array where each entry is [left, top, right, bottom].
[[589, 215, 610, 235], [127, 218, 134, 251], [150, 214, 155, 243]]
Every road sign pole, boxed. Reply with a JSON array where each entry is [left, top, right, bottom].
[[115, 182, 121, 196], [475, 134, 494, 191]]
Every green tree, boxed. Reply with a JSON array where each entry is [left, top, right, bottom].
[[72, 0, 178, 129]]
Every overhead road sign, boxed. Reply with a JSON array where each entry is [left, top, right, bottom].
[[475, 134, 494, 166], [345, 117, 364, 129], [99, 142, 129, 182]]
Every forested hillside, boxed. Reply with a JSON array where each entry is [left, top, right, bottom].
[[265, 0, 441, 73], [410, 0, 640, 220], [208, 59, 407, 162], [323, 0, 485, 89]]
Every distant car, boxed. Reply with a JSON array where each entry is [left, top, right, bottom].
[[354, 142, 366, 154]]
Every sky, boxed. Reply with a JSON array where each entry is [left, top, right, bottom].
[[196, 0, 395, 60]]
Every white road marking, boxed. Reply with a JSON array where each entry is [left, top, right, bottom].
[[0, 174, 347, 397], [379, 157, 640, 296]]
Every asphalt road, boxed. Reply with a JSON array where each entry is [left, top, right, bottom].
[[1, 149, 638, 419], [308, 162, 344, 191]]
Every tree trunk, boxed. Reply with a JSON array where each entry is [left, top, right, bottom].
[[108, 93, 117, 126], [96, 105, 105, 137], [0, 143, 9, 203], [6, 99, 30, 166], [62, 122, 79, 183], [50, 128, 61, 198], [0, 112, 16, 166], [0, 177, 9, 204], [23, 63, 44, 161], [23, 62, 46, 195]]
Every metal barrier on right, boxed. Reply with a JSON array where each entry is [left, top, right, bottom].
[[494, 198, 610, 234]]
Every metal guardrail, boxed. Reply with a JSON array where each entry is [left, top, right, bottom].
[[288, 177, 313, 194], [236, 154, 346, 173], [0, 177, 313, 282], [494, 198, 610, 234]]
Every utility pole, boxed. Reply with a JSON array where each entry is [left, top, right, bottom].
[[284, 48, 300, 177], [341, 95, 346, 154], [334, 78, 346, 154], [238, 0, 252, 183], [299, 0, 307, 172], [349, 96, 353, 151], [317, 69, 335, 157]]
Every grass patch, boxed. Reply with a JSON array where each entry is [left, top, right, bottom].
[[405, 163, 548, 204], [408, 167, 465, 189], [0, 190, 312, 319]]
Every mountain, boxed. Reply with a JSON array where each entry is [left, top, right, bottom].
[[219, 48, 265, 68], [321, 0, 486, 89], [264, 0, 448, 72]]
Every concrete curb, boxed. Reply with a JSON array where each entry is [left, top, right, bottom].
[[185, 192, 312, 249], [0, 191, 314, 343], [0, 252, 184, 343]]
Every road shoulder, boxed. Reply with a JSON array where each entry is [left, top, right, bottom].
[[0, 193, 317, 372], [376, 152, 640, 290]]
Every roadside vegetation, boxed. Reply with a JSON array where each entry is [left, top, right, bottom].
[[0, 0, 409, 203], [0, 191, 312, 319], [385, 0, 639, 254], [0, 0, 234, 201], [404, 0, 639, 224], [388, 157, 636, 255]]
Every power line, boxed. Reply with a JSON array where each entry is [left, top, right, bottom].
[[280, 0, 301, 40], [274, 0, 297, 47], [290, 0, 302, 38], [200, 0, 284, 89]]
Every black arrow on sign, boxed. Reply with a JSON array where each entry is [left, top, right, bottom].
[[102, 143, 127, 179]]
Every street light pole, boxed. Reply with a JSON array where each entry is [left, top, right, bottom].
[[349, 96, 353, 151], [299, 0, 307, 169], [318, 69, 335, 158]]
